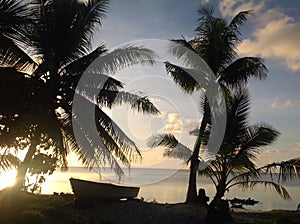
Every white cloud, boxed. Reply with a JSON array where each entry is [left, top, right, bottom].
[[158, 111, 167, 118], [219, 0, 264, 18], [237, 8, 300, 72], [149, 97, 161, 104], [167, 113, 181, 123], [164, 114, 199, 134], [182, 118, 200, 132], [218, 1, 300, 72], [165, 122, 182, 133]]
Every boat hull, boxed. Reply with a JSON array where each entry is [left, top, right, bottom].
[[70, 178, 140, 202]]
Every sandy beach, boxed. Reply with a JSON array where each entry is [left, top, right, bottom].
[[64, 200, 300, 224], [1, 190, 300, 224]]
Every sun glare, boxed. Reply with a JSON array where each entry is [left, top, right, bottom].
[[0, 169, 17, 190]]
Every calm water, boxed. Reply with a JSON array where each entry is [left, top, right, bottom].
[[38, 167, 300, 211]]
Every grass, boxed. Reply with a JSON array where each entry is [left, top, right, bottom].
[[0, 188, 74, 224]]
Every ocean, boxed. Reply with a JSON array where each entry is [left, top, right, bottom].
[[38, 167, 300, 211]]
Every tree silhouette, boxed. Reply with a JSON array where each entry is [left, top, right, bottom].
[[0, 0, 159, 189], [164, 5, 267, 202]]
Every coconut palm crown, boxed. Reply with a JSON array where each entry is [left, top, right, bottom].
[[0, 0, 159, 188]]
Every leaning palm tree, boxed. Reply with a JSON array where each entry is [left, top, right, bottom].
[[149, 90, 300, 221], [163, 5, 268, 202], [0, 0, 159, 189]]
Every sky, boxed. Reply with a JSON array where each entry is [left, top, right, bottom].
[[78, 0, 300, 169]]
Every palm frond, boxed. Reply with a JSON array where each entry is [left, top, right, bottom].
[[97, 90, 159, 114], [168, 38, 205, 69], [219, 57, 268, 87], [227, 11, 251, 32], [0, 34, 37, 71], [87, 45, 157, 75], [96, 124, 131, 166], [165, 62, 200, 94], [170, 38, 195, 53], [232, 180, 291, 200], [261, 158, 300, 182], [195, 5, 236, 73], [65, 73, 124, 94], [94, 106, 142, 161], [239, 123, 280, 157], [148, 133, 179, 148], [73, 94, 140, 158], [0, 151, 20, 171], [0, 0, 33, 42], [230, 155, 256, 172], [28, 0, 109, 66], [223, 11, 251, 49], [195, 4, 215, 34], [148, 134, 192, 162], [221, 89, 250, 150], [71, 106, 125, 178], [0, 0, 37, 71], [64, 44, 107, 75]]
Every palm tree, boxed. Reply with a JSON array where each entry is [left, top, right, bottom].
[[163, 5, 268, 202], [149, 90, 300, 221], [0, 0, 159, 189]]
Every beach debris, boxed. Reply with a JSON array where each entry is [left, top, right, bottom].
[[228, 197, 259, 208]]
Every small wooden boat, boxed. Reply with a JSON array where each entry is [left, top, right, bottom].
[[69, 178, 140, 203]]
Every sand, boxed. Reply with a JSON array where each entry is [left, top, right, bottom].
[[1, 190, 300, 224], [67, 200, 206, 224]]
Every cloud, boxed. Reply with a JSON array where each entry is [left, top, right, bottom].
[[237, 8, 300, 72], [167, 113, 182, 123], [164, 113, 199, 134], [165, 122, 182, 133], [257, 146, 300, 166], [149, 97, 161, 104], [218, 1, 300, 72], [270, 97, 300, 109], [201, 0, 210, 4], [157, 111, 167, 118], [219, 0, 264, 18], [270, 97, 279, 109], [182, 118, 200, 132], [283, 100, 294, 108]]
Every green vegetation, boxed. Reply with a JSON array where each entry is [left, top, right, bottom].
[[0, 189, 73, 223]]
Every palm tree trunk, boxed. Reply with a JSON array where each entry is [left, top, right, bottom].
[[186, 110, 209, 203], [205, 180, 233, 223], [14, 132, 39, 190]]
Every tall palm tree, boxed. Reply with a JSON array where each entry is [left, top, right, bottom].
[[0, 0, 159, 189], [163, 5, 268, 202], [149, 90, 300, 221]]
